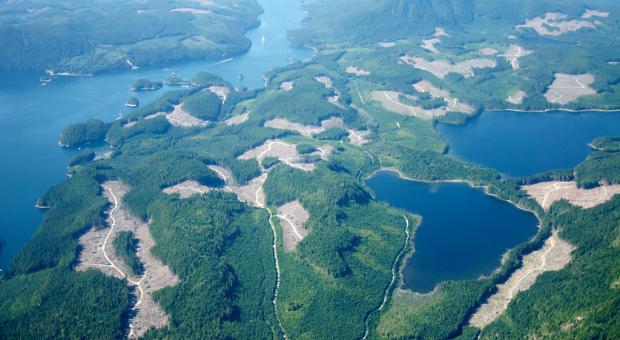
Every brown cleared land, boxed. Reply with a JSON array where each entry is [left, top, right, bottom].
[[276, 200, 310, 251], [75, 181, 179, 338], [544, 73, 596, 105], [399, 55, 496, 79], [516, 12, 597, 37], [469, 230, 575, 329], [523, 181, 620, 210]]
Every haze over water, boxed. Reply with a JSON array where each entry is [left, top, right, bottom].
[[0, 0, 311, 269]]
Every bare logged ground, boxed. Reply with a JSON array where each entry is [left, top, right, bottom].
[[469, 230, 575, 329], [506, 90, 527, 104], [523, 181, 620, 210], [224, 111, 250, 125], [163, 180, 213, 198], [276, 200, 309, 251], [314, 76, 333, 88], [280, 81, 294, 91], [544, 73, 596, 105], [421, 38, 442, 54], [170, 8, 211, 14], [264, 117, 344, 137], [166, 104, 209, 127], [582, 9, 609, 19], [479, 47, 498, 56], [345, 66, 371, 76], [399, 55, 496, 79], [412, 80, 474, 114], [371, 90, 446, 119], [516, 12, 597, 36], [348, 129, 371, 146], [75, 181, 179, 338], [124, 112, 166, 129], [378, 42, 396, 48], [208, 86, 231, 102], [500, 44, 533, 70]]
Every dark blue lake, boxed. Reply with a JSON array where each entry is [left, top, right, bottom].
[[438, 111, 620, 177], [366, 171, 538, 293], [0, 0, 311, 269]]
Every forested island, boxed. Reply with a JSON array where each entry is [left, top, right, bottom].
[[0, 0, 262, 74], [1, 0, 620, 339]]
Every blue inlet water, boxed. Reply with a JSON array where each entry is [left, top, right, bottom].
[[0, 0, 311, 269], [438, 110, 620, 177], [366, 171, 538, 293]]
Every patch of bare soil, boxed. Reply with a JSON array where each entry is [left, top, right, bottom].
[[523, 181, 620, 210], [75, 181, 179, 338], [371, 90, 446, 119], [224, 111, 250, 125], [276, 200, 309, 251], [170, 8, 211, 14], [314, 76, 333, 88], [412, 80, 475, 114], [421, 38, 442, 54], [348, 129, 371, 146], [433, 27, 448, 37], [582, 9, 609, 19], [516, 12, 597, 36], [469, 230, 575, 329], [500, 44, 533, 70], [506, 90, 527, 104], [479, 47, 498, 56], [378, 42, 396, 48], [280, 81, 294, 91], [345, 66, 371, 76], [239, 140, 316, 171], [124, 112, 167, 129], [208, 86, 230, 102], [166, 103, 209, 128], [544, 73, 596, 105], [163, 180, 213, 198], [399, 55, 496, 79], [264, 117, 344, 137]]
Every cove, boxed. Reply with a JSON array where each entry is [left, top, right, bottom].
[[0, 0, 311, 269], [437, 110, 620, 177], [366, 170, 538, 293]]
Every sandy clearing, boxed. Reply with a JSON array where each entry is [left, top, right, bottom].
[[500, 44, 533, 70], [166, 103, 209, 128], [124, 112, 166, 129], [208, 86, 230, 103], [479, 47, 498, 56], [399, 55, 496, 79], [544, 73, 596, 105], [170, 7, 211, 14], [378, 42, 396, 48], [506, 90, 527, 105], [162, 180, 214, 198], [264, 117, 344, 137], [582, 9, 609, 19], [348, 129, 371, 146], [371, 90, 447, 119], [239, 140, 316, 171], [434, 27, 448, 37], [224, 111, 250, 125], [314, 76, 333, 88], [412, 80, 475, 115], [516, 12, 597, 37], [413, 80, 450, 99], [276, 200, 309, 251], [523, 181, 620, 210], [469, 230, 574, 329], [345, 66, 371, 76], [280, 81, 294, 91], [76, 181, 179, 338], [421, 38, 442, 54]]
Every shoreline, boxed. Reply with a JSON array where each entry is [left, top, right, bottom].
[[487, 108, 620, 114]]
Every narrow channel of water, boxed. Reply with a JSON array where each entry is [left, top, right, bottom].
[[366, 171, 538, 293], [0, 0, 311, 269], [438, 110, 620, 177]]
